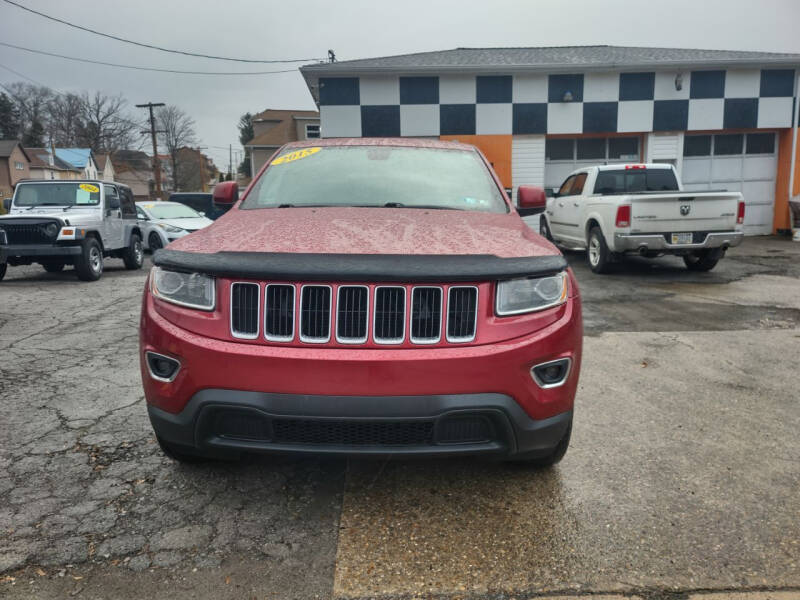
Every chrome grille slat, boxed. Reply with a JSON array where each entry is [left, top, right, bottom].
[[447, 286, 478, 343], [300, 285, 331, 343], [410, 286, 442, 344], [336, 286, 369, 343], [373, 286, 405, 344], [264, 284, 295, 341], [230, 282, 260, 339]]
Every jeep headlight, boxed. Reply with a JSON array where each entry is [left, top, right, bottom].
[[156, 223, 184, 233], [496, 272, 568, 316], [151, 267, 215, 311]]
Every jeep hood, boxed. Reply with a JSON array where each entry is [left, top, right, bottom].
[[167, 206, 557, 259]]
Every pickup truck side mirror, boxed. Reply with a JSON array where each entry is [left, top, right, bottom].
[[2, 198, 10, 213], [517, 186, 547, 216], [212, 181, 238, 213]]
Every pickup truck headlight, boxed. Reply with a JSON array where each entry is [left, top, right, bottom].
[[156, 223, 184, 233], [496, 272, 568, 316], [151, 267, 215, 311]]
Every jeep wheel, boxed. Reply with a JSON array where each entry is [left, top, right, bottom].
[[148, 232, 164, 252], [683, 249, 721, 272], [0, 263, 6, 281], [587, 226, 612, 274], [123, 233, 144, 270], [42, 261, 65, 273], [75, 238, 103, 281]]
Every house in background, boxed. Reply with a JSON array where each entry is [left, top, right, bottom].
[[95, 153, 116, 182], [113, 149, 154, 201], [26, 147, 82, 181], [244, 109, 320, 176], [0, 140, 30, 209], [54, 148, 98, 179], [175, 147, 218, 192]]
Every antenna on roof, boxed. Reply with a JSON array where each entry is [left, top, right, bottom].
[[327, 49, 336, 63]]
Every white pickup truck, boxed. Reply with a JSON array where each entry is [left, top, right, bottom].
[[540, 164, 745, 273]]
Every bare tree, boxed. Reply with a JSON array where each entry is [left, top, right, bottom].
[[157, 105, 197, 191], [4, 82, 52, 144], [76, 92, 141, 153], [47, 93, 84, 147]]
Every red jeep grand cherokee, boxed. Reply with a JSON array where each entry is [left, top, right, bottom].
[[140, 138, 582, 465]]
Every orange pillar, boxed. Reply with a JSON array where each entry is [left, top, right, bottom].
[[774, 128, 800, 232], [440, 135, 512, 189]]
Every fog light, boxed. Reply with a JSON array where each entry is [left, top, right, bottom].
[[145, 351, 181, 382], [531, 358, 571, 388]]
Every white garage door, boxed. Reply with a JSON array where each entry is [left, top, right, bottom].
[[682, 132, 777, 235], [544, 136, 641, 191]]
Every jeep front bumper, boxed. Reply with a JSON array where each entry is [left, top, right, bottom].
[[0, 244, 82, 261]]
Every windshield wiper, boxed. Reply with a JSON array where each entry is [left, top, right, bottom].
[[382, 202, 461, 210]]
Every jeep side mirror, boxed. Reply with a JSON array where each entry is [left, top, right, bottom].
[[213, 181, 238, 212], [2, 198, 10, 213], [108, 197, 121, 210], [517, 186, 547, 216]]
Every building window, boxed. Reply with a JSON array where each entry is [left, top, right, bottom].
[[14, 161, 24, 170], [305, 124, 320, 139], [683, 135, 712, 157], [546, 137, 639, 162], [713, 134, 744, 156], [684, 133, 775, 157]]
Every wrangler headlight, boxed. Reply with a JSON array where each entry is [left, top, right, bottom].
[[151, 267, 215, 311], [496, 272, 568, 316]]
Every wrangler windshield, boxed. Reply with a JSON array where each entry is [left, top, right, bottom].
[[14, 182, 101, 207], [241, 146, 508, 213]]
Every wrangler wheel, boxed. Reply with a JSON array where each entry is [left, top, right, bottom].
[[75, 238, 103, 281], [122, 233, 144, 270]]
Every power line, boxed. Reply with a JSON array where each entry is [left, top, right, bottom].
[[0, 41, 301, 76], [1, 0, 323, 64]]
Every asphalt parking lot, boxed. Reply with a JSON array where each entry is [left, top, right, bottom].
[[1, 237, 799, 600]]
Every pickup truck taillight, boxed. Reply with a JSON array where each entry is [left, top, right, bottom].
[[737, 201, 745, 225], [615, 205, 631, 228]]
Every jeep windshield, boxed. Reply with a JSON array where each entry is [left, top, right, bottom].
[[241, 146, 509, 213], [14, 182, 101, 207]]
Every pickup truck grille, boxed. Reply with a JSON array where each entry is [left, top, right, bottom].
[[0, 219, 60, 245], [228, 283, 480, 346]]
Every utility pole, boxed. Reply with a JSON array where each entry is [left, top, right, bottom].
[[136, 102, 166, 200]]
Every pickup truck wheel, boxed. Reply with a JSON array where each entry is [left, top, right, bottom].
[[509, 420, 572, 467], [42, 261, 65, 273], [0, 263, 6, 281], [587, 227, 612, 274], [148, 232, 163, 252], [683, 249, 721, 272], [75, 238, 103, 281], [122, 233, 144, 270], [539, 217, 553, 241]]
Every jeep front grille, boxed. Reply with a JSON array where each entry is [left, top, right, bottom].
[[228, 283, 479, 346], [410, 287, 442, 344], [300, 285, 332, 343], [336, 286, 369, 343], [447, 286, 478, 342], [264, 284, 295, 342], [0, 220, 60, 245], [230, 282, 260, 338]]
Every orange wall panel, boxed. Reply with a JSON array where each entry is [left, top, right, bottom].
[[774, 129, 800, 232], [440, 135, 512, 188]]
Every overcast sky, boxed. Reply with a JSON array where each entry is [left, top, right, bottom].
[[1, 0, 799, 170]]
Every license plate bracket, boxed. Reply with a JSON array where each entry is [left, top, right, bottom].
[[671, 232, 693, 245]]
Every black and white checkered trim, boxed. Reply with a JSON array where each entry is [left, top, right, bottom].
[[318, 69, 796, 137]]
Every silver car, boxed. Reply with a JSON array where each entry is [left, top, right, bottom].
[[135, 201, 213, 251]]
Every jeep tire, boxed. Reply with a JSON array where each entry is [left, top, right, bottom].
[[122, 232, 144, 270], [0, 262, 6, 281], [75, 238, 103, 281]]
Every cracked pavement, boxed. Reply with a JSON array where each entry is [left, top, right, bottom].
[[1, 238, 799, 600]]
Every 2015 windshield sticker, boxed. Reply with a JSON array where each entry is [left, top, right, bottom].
[[79, 183, 99, 193], [271, 147, 321, 165]]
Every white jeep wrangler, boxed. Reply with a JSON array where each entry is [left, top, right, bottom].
[[0, 180, 144, 281]]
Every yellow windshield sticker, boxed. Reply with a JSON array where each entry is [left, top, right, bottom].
[[271, 147, 321, 165], [79, 183, 99, 193]]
